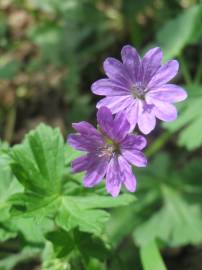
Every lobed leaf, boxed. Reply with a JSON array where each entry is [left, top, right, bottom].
[[134, 188, 202, 246], [10, 123, 64, 196], [56, 196, 110, 235], [133, 160, 202, 247]]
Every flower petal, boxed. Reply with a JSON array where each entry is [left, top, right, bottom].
[[72, 154, 93, 173], [153, 100, 177, 122], [112, 111, 130, 142], [83, 157, 108, 187], [91, 78, 130, 96], [118, 156, 136, 192], [68, 134, 103, 151], [121, 149, 147, 167], [137, 101, 156, 134], [142, 47, 163, 84], [147, 84, 187, 103], [103, 57, 132, 85], [124, 100, 139, 131], [121, 45, 141, 82], [106, 157, 122, 197], [72, 121, 103, 140], [148, 60, 179, 88], [96, 106, 114, 139], [121, 134, 147, 150], [143, 47, 163, 66], [96, 96, 133, 114]]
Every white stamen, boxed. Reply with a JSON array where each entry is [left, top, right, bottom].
[[98, 145, 114, 157]]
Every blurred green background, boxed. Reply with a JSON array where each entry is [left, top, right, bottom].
[[1, 0, 202, 269]]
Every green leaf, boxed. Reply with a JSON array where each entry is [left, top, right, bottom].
[[128, 154, 202, 248], [9, 191, 60, 221], [56, 196, 136, 237], [8, 124, 65, 222], [140, 240, 167, 270], [164, 85, 202, 150], [65, 194, 136, 209], [56, 196, 110, 235], [133, 155, 202, 246], [46, 230, 75, 258], [9, 215, 54, 243], [74, 230, 110, 261], [56, 194, 135, 236], [156, 4, 202, 60], [0, 159, 21, 202], [46, 229, 109, 261], [11, 123, 64, 196], [0, 153, 22, 222], [134, 187, 202, 247], [0, 149, 23, 241]]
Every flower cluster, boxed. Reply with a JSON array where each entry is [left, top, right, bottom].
[[68, 45, 187, 196]]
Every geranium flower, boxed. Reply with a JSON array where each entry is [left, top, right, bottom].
[[91, 45, 187, 134], [68, 107, 147, 197]]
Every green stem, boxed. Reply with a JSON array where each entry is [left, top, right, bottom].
[[145, 131, 172, 158]]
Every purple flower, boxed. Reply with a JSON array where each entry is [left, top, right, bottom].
[[68, 107, 147, 197], [91, 45, 187, 134]]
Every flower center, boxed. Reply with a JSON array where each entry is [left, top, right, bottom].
[[130, 83, 146, 99], [98, 139, 120, 158], [99, 144, 114, 157]]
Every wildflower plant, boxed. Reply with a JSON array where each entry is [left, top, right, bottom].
[[0, 44, 192, 270], [1, 0, 202, 269]]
